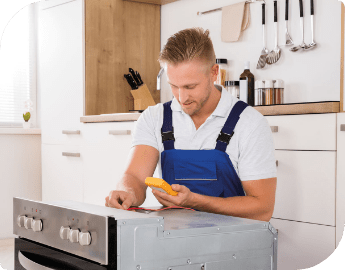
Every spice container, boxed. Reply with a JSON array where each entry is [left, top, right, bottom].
[[216, 59, 228, 87], [264, 80, 274, 105], [225, 81, 240, 99], [274, 79, 284, 104], [255, 80, 265, 106]]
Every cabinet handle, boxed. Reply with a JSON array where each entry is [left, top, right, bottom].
[[62, 152, 80, 157], [341, 124, 345, 132], [62, 130, 80, 135], [276, 160, 278, 167], [270, 126, 278, 133], [109, 130, 131, 135]]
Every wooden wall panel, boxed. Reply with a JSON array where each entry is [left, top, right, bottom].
[[123, 0, 179, 5], [85, 0, 160, 115]]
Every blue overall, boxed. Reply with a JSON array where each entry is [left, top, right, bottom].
[[161, 100, 248, 198]]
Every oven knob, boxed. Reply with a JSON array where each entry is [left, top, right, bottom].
[[69, 229, 80, 243], [17, 215, 26, 227], [79, 231, 91, 246], [59, 226, 71, 240], [32, 219, 43, 232], [24, 217, 33, 230]]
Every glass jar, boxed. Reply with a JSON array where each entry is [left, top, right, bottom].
[[264, 80, 274, 105], [216, 59, 228, 87], [254, 80, 265, 106], [225, 81, 240, 99], [274, 79, 284, 105]]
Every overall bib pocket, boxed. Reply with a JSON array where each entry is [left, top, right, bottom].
[[174, 160, 223, 197]]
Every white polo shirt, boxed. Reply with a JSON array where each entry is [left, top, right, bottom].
[[131, 85, 277, 181]]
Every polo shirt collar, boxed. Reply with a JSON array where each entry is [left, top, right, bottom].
[[170, 84, 232, 118]]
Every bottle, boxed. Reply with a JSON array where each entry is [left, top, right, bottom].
[[216, 59, 228, 87], [225, 81, 240, 99], [264, 80, 274, 105], [274, 79, 284, 104], [239, 61, 255, 106]]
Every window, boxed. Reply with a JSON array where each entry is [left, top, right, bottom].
[[0, 4, 36, 127]]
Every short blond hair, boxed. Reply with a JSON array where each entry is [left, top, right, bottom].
[[158, 28, 216, 69]]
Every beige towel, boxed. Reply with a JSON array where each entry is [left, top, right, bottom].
[[221, 2, 251, 42]]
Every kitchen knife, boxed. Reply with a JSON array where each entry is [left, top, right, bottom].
[[135, 71, 144, 86], [124, 74, 138, 90], [129, 68, 141, 86]]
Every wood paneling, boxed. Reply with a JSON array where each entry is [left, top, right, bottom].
[[254, 102, 340, 116], [123, 0, 179, 5], [85, 0, 161, 115]]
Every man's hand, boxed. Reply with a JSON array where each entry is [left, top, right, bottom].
[[152, 184, 195, 208], [105, 190, 136, 210]]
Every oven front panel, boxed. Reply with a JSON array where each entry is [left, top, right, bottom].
[[13, 198, 110, 265]]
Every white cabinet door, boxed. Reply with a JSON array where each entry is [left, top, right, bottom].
[[39, 0, 84, 145], [269, 218, 335, 270], [265, 114, 337, 151], [42, 144, 83, 202], [273, 150, 336, 226], [336, 113, 345, 246]]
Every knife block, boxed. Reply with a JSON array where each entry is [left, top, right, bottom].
[[130, 84, 156, 110]]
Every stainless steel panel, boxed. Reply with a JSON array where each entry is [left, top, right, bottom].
[[13, 197, 108, 265]]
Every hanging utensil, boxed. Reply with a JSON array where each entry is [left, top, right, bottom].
[[305, 0, 316, 50], [266, 0, 281, 64], [285, 0, 294, 46], [256, 3, 269, 69], [290, 0, 307, 52]]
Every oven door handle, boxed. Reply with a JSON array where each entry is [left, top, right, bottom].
[[18, 251, 53, 270], [18, 250, 82, 270]]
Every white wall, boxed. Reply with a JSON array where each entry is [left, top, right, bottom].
[[161, 0, 342, 104], [0, 135, 42, 239]]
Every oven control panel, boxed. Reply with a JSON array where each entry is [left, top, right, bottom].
[[13, 197, 109, 265]]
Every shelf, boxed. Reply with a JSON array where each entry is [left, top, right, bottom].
[[254, 102, 340, 116], [122, 0, 179, 5]]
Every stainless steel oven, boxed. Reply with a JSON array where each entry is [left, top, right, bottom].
[[14, 197, 278, 270]]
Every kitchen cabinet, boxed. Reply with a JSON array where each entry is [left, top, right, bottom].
[[336, 113, 345, 246], [273, 150, 336, 226], [42, 144, 83, 202], [265, 113, 341, 269], [39, 0, 84, 145], [269, 218, 335, 270]]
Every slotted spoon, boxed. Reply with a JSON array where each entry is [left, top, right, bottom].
[[257, 3, 268, 69], [266, 0, 281, 65]]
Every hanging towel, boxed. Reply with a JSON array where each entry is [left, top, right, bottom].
[[221, 1, 251, 42]]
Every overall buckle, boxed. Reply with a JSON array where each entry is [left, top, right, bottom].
[[217, 131, 234, 145], [161, 128, 175, 142]]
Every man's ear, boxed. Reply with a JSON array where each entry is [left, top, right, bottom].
[[210, 64, 219, 82]]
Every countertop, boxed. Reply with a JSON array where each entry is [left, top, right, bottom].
[[80, 102, 341, 123]]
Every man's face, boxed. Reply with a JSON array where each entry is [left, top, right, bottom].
[[166, 60, 218, 116]]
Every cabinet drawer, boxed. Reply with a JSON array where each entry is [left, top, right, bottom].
[[273, 150, 336, 226], [269, 218, 335, 270], [42, 144, 83, 202], [81, 122, 136, 146], [265, 114, 336, 150]]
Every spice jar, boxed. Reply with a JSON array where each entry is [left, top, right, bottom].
[[274, 79, 284, 105], [216, 59, 228, 87], [254, 80, 265, 106], [264, 80, 274, 105], [225, 81, 240, 99]]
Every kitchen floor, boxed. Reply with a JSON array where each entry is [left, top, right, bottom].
[[0, 238, 14, 270]]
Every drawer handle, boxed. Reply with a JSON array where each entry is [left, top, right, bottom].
[[270, 126, 278, 133], [276, 160, 278, 167], [109, 130, 131, 135], [62, 152, 80, 157], [62, 130, 80, 135], [341, 124, 345, 132]]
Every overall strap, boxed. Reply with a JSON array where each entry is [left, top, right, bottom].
[[215, 101, 248, 152], [161, 101, 175, 150]]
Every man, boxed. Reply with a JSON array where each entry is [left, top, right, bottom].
[[105, 28, 277, 222]]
